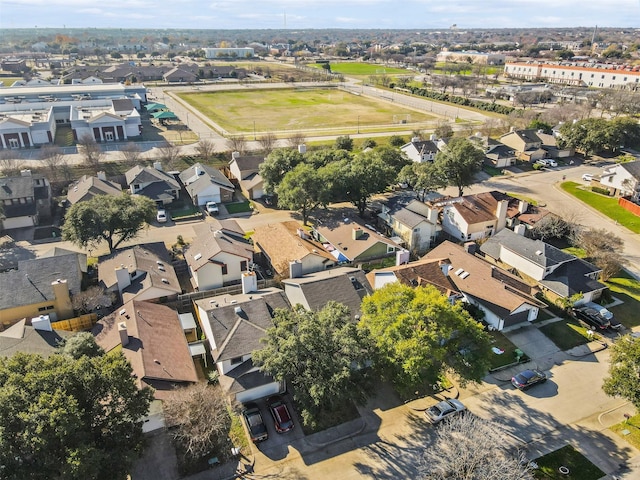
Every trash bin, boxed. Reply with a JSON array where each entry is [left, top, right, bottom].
[[514, 349, 524, 362]]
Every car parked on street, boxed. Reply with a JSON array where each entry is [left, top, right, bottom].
[[206, 201, 219, 215], [424, 399, 466, 425], [582, 173, 594, 182], [571, 306, 611, 330], [241, 403, 268, 443], [511, 369, 547, 390], [156, 209, 168, 223], [267, 396, 294, 433]]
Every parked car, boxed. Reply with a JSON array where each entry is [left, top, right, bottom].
[[267, 396, 294, 433], [511, 369, 547, 390], [536, 159, 558, 168], [424, 399, 466, 425], [156, 209, 168, 223], [241, 403, 268, 443], [263, 194, 275, 206], [582, 173, 594, 182], [571, 307, 611, 330], [205, 201, 219, 215]]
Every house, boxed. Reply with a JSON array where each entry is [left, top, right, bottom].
[[311, 214, 399, 263], [40, 247, 88, 274], [400, 138, 440, 163], [536, 131, 574, 159], [66, 171, 122, 205], [179, 163, 234, 206], [125, 163, 180, 206], [163, 67, 198, 83], [282, 266, 372, 319], [0, 318, 73, 358], [377, 198, 440, 254], [0, 170, 52, 230], [480, 137, 517, 168], [480, 229, 607, 305], [194, 276, 290, 403], [184, 220, 254, 291], [421, 241, 546, 330], [98, 243, 181, 304], [228, 153, 265, 200], [93, 300, 198, 400], [251, 221, 337, 278], [498, 129, 546, 162], [0, 253, 83, 328], [598, 160, 640, 201]]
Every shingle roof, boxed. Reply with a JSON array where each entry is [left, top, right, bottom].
[[230, 155, 264, 173], [66, 175, 122, 204], [480, 229, 574, 268], [621, 160, 640, 179], [0, 175, 35, 200], [0, 320, 73, 358], [366, 257, 458, 296], [93, 300, 198, 399], [185, 222, 254, 272], [540, 258, 605, 297], [450, 191, 512, 225], [179, 163, 234, 196], [125, 165, 179, 189]]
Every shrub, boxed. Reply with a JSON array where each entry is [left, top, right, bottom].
[[592, 186, 611, 196]]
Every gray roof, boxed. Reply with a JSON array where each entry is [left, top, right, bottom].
[[480, 229, 574, 268], [185, 222, 254, 272], [0, 320, 73, 358], [390, 207, 431, 229], [230, 155, 264, 173], [125, 165, 180, 189], [0, 254, 83, 310], [621, 160, 640, 179], [179, 163, 234, 196], [540, 259, 605, 297], [66, 175, 122, 205], [0, 175, 35, 200]]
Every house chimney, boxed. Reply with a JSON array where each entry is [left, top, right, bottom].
[[32, 314, 53, 332], [509, 126, 515, 132], [429, 133, 437, 141], [495, 199, 508, 232], [427, 205, 439, 224], [411, 136, 421, 143], [439, 259, 452, 276], [153, 161, 163, 171], [298, 144, 307, 154], [115, 266, 131, 293], [297, 228, 308, 239], [396, 249, 410, 266], [514, 224, 527, 236], [20, 169, 32, 177], [289, 260, 303, 279], [118, 322, 129, 346], [463, 242, 477, 254], [352, 227, 364, 240], [518, 200, 528, 214], [51, 279, 73, 319], [241, 271, 258, 294], [232, 151, 240, 159], [97, 171, 107, 181]]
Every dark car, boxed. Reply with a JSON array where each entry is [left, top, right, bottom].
[[241, 403, 268, 443], [511, 369, 547, 390], [267, 396, 294, 433], [572, 307, 611, 330]]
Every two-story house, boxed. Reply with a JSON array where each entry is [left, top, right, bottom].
[[66, 171, 122, 205], [0, 170, 52, 230], [400, 138, 439, 163], [598, 160, 640, 201], [377, 199, 440, 254], [228, 153, 265, 200], [125, 163, 180, 206], [498, 129, 546, 162], [179, 163, 234, 206]]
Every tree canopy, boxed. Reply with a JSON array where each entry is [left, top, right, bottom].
[[276, 163, 333, 225], [0, 351, 153, 480], [62, 194, 156, 252], [558, 116, 640, 156], [359, 283, 492, 394], [253, 302, 376, 428], [339, 151, 395, 216], [603, 335, 640, 409], [258, 148, 304, 194], [433, 137, 485, 196]]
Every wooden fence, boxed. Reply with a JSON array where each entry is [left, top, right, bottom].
[[51, 313, 98, 332]]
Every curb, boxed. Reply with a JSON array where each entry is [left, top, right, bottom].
[[304, 417, 368, 449], [568, 341, 608, 358], [406, 386, 460, 412]]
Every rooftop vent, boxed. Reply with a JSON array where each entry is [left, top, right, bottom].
[[119, 309, 126, 315], [161, 278, 169, 284], [194, 253, 202, 261]]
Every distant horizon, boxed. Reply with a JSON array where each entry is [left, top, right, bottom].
[[1, 1, 638, 31]]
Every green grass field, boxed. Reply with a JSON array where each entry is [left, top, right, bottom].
[[178, 88, 435, 134], [307, 62, 410, 76], [533, 445, 604, 480]]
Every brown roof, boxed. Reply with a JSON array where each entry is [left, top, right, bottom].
[[366, 258, 458, 296], [451, 191, 512, 225], [251, 221, 336, 275], [185, 222, 254, 272], [93, 300, 198, 399]]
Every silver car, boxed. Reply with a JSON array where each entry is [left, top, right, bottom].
[[425, 399, 466, 425]]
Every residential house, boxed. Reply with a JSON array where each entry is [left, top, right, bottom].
[[179, 163, 234, 206], [40, 247, 88, 274], [477, 137, 517, 168], [311, 214, 399, 263], [0, 317, 73, 357], [163, 67, 198, 83], [480, 229, 607, 305], [598, 160, 640, 201], [184, 220, 254, 291], [251, 221, 337, 278], [498, 129, 546, 162], [194, 278, 290, 403], [400, 138, 439, 163], [536, 131, 574, 159], [228, 153, 265, 200], [423, 241, 546, 330], [98, 243, 181, 304], [0, 170, 52, 230], [282, 266, 372, 319], [0, 253, 83, 328], [377, 198, 440, 254], [125, 163, 180, 206], [66, 171, 122, 205], [93, 300, 198, 400]]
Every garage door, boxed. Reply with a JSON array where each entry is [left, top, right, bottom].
[[2, 216, 36, 229], [235, 382, 281, 404]]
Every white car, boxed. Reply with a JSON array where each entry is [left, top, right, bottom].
[[156, 209, 167, 223], [582, 173, 594, 182], [205, 201, 219, 215], [536, 159, 558, 168], [425, 399, 466, 425]]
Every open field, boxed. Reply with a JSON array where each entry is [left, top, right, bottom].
[[0, 76, 25, 86], [177, 87, 435, 134], [306, 62, 410, 75]]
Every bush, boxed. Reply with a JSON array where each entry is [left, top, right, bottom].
[[532, 163, 543, 170], [592, 186, 611, 196], [389, 135, 406, 147]]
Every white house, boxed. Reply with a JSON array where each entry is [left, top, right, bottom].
[[125, 163, 180, 206], [179, 163, 235, 206], [438, 191, 511, 242], [598, 160, 640, 201], [400, 138, 439, 163], [228, 153, 265, 200]]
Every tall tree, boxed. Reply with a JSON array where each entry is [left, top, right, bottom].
[[119, 142, 142, 166], [374, 145, 412, 175], [433, 137, 484, 196], [258, 148, 304, 194], [359, 283, 492, 395], [603, 335, 640, 409], [0, 351, 153, 480], [276, 163, 332, 225], [225, 135, 248, 154], [38, 145, 66, 183], [77, 134, 104, 173], [399, 162, 445, 201], [194, 139, 217, 160], [62, 194, 156, 252], [253, 302, 376, 429], [338, 152, 395, 217], [157, 141, 181, 171], [257, 132, 278, 154]]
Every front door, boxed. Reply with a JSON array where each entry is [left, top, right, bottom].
[[8, 138, 20, 149], [104, 131, 114, 141]]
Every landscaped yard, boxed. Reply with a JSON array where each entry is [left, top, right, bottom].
[[487, 330, 525, 370], [225, 201, 252, 214], [177, 88, 435, 134], [607, 270, 640, 329], [538, 318, 594, 350], [610, 414, 640, 450], [533, 445, 604, 480], [561, 181, 640, 233]]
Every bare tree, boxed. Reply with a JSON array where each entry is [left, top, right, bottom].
[[77, 134, 104, 173], [286, 132, 307, 148], [223, 135, 247, 155], [119, 142, 142, 166], [163, 383, 232, 461], [0, 150, 24, 176], [258, 132, 278, 154], [71, 285, 114, 314], [157, 141, 181, 171], [577, 228, 624, 259], [39, 145, 65, 183], [194, 139, 217, 160], [419, 415, 534, 480]]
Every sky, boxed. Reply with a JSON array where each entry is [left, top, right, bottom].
[[1, 0, 639, 30]]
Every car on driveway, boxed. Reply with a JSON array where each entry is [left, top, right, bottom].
[[206, 201, 219, 215], [571, 306, 611, 330], [536, 159, 558, 168], [156, 209, 168, 223], [424, 399, 466, 425], [511, 369, 547, 390], [267, 396, 294, 433], [582, 173, 594, 182], [242, 403, 268, 443]]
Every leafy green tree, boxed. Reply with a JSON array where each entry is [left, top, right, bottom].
[[0, 351, 153, 480], [433, 137, 484, 196], [253, 302, 376, 429], [528, 119, 553, 134], [335, 135, 354, 151], [258, 148, 304, 193], [338, 152, 395, 216], [62, 194, 156, 253], [359, 283, 492, 395], [558, 118, 610, 157], [276, 163, 332, 225], [374, 145, 412, 175], [603, 335, 640, 409], [389, 135, 406, 147], [305, 148, 351, 169], [62, 332, 105, 359], [399, 162, 446, 201], [362, 139, 377, 149]]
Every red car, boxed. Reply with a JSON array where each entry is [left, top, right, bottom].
[[267, 396, 294, 433]]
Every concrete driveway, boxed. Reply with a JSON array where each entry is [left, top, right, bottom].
[[502, 323, 561, 361]]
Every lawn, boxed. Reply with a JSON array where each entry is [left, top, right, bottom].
[[533, 445, 604, 480], [610, 414, 640, 450], [487, 330, 525, 370], [177, 88, 435, 134], [561, 181, 640, 233], [307, 62, 410, 76], [225, 201, 252, 214], [607, 270, 640, 329], [538, 318, 593, 350]]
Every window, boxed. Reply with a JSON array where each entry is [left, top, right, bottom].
[[230, 356, 243, 365], [221, 264, 228, 275], [38, 305, 54, 312], [386, 245, 395, 254], [133, 184, 140, 190], [240, 260, 247, 271], [19, 197, 26, 204], [4, 199, 11, 206]]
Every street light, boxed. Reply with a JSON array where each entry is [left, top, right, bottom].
[[357, 115, 360, 134]]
